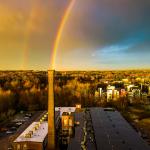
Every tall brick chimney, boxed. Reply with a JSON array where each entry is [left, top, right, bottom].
[[48, 70, 55, 150]]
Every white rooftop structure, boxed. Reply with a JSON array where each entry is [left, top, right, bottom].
[[55, 107, 76, 116], [14, 122, 48, 143], [14, 107, 76, 143]]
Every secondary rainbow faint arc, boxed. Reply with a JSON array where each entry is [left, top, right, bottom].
[[22, 0, 38, 70], [50, 0, 76, 69]]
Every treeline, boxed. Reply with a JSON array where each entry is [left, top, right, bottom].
[[55, 79, 97, 107], [1, 71, 143, 122], [0, 71, 98, 122], [0, 71, 48, 122]]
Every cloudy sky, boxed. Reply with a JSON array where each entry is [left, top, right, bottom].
[[0, 0, 150, 70]]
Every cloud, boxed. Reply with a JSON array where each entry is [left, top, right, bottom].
[[59, 0, 150, 52]]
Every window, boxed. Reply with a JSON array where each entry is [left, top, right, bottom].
[[17, 144, 20, 150], [23, 144, 27, 150]]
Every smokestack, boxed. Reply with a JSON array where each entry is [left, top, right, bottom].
[[48, 70, 55, 150]]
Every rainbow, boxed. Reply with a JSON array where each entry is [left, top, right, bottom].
[[50, 0, 76, 69], [21, 0, 75, 70]]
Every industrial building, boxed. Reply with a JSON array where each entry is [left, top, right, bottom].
[[67, 107, 150, 150], [12, 111, 60, 150], [12, 107, 150, 150], [13, 121, 48, 150], [12, 70, 150, 150]]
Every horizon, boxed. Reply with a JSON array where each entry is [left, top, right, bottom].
[[1, 68, 150, 72]]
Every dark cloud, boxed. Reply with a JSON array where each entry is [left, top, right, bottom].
[[60, 0, 150, 51]]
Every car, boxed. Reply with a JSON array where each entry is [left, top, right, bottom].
[[11, 127, 17, 131], [6, 130, 14, 134], [16, 122, 23, 126], [19, 119, 26, 122], [24, 116, 30, 120], [25, 113, 32, 117]]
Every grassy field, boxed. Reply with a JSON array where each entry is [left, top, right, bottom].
[[122, 105, 150, 144]]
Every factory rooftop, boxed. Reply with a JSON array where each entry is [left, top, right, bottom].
[[67, 112, 85, 150], [14, 122, 48, 143], [67, 107, 150, 150], [13, 111, 60, 144], [12, 107, 150, 150], [90, 108, 150, 150]]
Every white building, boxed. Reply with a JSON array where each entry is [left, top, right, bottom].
[[127, 85, 134, 92], [107, 85, 115, 101], [13, 122, 48, 150], [98, 88, 102, 97], [148, 86, 150, 95]]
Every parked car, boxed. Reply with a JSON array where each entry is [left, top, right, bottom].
[[16, 122, 23, 126], [25, 113, 32, 117], [24, 116, 30, 120], [11, 127, 17, 131], [6, 130, 14, 134]]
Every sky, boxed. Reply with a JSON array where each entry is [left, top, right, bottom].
[[0, 0, 150, 70]]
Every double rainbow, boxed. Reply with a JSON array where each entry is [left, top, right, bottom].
[[22, 0, 76, 70]]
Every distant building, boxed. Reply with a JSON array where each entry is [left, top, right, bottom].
[[107, 85, 115, 101], [127, 85, 141, 103], [122, 78, 129, 83], [127, 85, 140, 96], [128, 91, 134, 103], [98, 88, 102, 97], [127, 85, 135, 92], [141, 93, 148, 104], [113, 90, 120, 100], [133, 89, 141, 99], [120, 89, 126, 97], [136, 77, 142, 82], [148, 86, 150, 95], [95, 90, 100, 99]]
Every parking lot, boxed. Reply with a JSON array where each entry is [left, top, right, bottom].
[[0, 111, 46, 150]]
